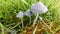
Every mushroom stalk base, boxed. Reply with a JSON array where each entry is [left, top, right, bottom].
[[32, 24, 38, 34], [21, 18, 24, 29]]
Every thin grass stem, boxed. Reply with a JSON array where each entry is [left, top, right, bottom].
[[0, 23, 4, 34]]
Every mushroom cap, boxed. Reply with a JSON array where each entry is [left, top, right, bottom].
[[11, 30, 17, 34], [30, 2, 48, 14], [24, 9, 32, 16], [16, 11, 24, 18]]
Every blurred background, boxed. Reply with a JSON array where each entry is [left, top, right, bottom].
[[0, 0, 60, 34]]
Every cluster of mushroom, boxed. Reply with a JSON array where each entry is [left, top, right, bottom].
[[16, 2, 48, 27]]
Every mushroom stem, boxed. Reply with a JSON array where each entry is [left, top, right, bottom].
[[32, 14, 39, 26], [29, 16, 31, 24], [32, 19, 40, 34], [32, 24, 38, 34], [21, 18, 24, 29]]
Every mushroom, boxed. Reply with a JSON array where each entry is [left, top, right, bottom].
[[30, 2, 48, 26], [10, 30, 17, 34], [24, 9, 33, 24], [30, 2, 48, 14], [16, 11, 24, 28], [24, 9, 32, 16]]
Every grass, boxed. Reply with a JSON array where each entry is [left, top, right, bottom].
[[0, 0, 60, 34]]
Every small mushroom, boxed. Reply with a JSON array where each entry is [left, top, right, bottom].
[[16, 11, 24, 29], [24, 9, 32, 16], [30, 2, 48, 26], [16, 11, 24, 18], [30, 2, 48, 14], [24, 9, 32, 24], [10, 30, 17, 34]]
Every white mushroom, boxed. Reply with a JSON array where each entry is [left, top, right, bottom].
[[10, 30, 17, 34], [30, 2, 48, 26], [16, 11, 24, 18], [24, 9, 32, 16], [24, 9, 32, 24], [30, 2, 48, 14], [16, 11, 24, 29]]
